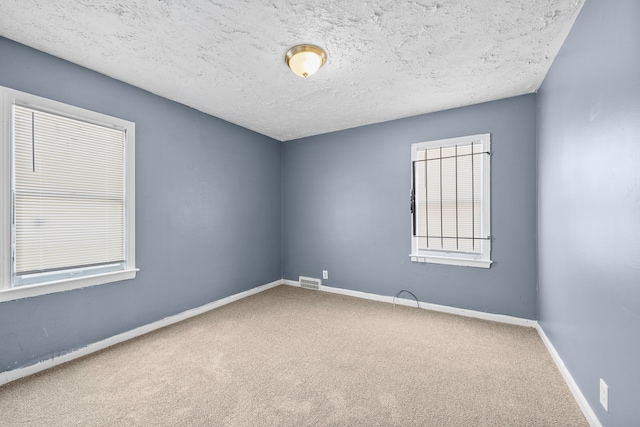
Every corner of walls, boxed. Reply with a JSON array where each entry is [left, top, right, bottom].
[[536, 0, 640, 425], [0, 37, 283, 374], [280, 140, 286, 280], [282, 94, 538, 320]]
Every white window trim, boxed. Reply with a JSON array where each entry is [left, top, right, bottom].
[[0, 86, 137, 302], [410, 133, 492, 268]]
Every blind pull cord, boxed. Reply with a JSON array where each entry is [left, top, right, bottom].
[[31, 112, 35, 172]]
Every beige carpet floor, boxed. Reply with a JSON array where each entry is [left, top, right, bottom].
[[0, 285, 588, 426]]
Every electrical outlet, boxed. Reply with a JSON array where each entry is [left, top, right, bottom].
[[322, 270, 328, 280], [600, 378, 608, 412]]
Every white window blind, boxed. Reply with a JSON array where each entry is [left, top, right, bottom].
[[12, 105, 126, 283], [410, 134, 491, 268]]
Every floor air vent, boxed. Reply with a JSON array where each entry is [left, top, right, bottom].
[[299, 276, 321, 290]]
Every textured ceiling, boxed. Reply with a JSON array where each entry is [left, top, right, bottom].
[[0, 0, 584, 141]]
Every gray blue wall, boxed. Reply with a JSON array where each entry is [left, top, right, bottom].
[[4, 3, 638, 424], [283, 95, 538, 319], [537, 0, 640, 425], [0, 37, 283, 372]]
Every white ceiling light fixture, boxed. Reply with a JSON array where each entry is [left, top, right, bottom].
[[285, 44, 327, 78]]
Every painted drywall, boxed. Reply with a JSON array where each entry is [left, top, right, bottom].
[[0, 37, 283, 372], [283, 95, 538, 319], [537, 0, 640, 425]]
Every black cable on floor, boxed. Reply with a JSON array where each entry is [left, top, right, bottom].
[[393, 289, 420, 309]]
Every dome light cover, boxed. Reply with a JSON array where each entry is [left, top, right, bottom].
[[285, 45, 327, 78]]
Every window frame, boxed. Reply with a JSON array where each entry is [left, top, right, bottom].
[[0, 86, 137, 302], [410, 133, 492, 268]]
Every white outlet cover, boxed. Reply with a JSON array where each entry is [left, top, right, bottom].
[[322, 270, 328, 280], [599, 378, 609, 412]]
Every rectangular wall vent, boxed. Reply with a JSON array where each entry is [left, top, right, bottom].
[[299, 276, 321, 290]]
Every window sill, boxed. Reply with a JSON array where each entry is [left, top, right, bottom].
[[410, 254, 492, 269], [0, 268, 139, 302]]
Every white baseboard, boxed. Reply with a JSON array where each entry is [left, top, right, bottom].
[[0, 279, 283, 386], [535, 323, 602, 427], [2, 278, 601, 427], [285, 279, 600, 425], [283, 279, 536, 327]]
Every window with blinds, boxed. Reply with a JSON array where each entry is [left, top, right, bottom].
[[1, 86, 136, 301], [410, 134, 491, 268], [11, 105, 129, 286]]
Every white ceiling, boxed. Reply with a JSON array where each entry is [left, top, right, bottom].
[[0, 0, 584, 141]]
